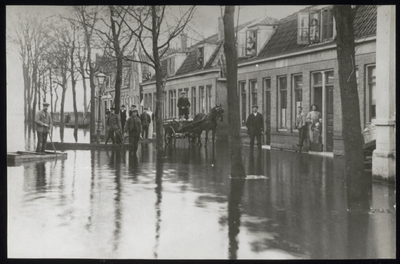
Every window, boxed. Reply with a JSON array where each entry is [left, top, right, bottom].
[[191, 87, 196, 116], [169, 90, 174, 117], [264, 78, 271, 144], [197, 47, 204, 68], [199, 86, 205, 113], [278, 76, 288, 129], [292, 75, 303, 130], [366, 65, 376, 122], [297, 7, 335, 44], [240, 81, 247, 126], [206, 85, 212, 111], [250, 80, 257, 108], [246, 30, 257, 56], [167, 57, 175, 76]]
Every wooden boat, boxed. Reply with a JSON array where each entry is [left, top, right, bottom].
[[7, 150, 68, 164]]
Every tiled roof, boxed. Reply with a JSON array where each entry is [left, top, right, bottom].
[[176, 20, 255, 76], [258, 5, 377, 59], [249, 17, 278, 27]]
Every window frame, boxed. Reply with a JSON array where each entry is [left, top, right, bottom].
[[278, 76, 288, 130], [199, 85, 205, 113], [292, 74, 303, 131], [191, 86, 196, 116], [365, 64, 376, 123], [249, 80, 258, 109], [239, 81, 247, 127]]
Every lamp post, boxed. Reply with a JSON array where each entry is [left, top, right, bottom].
[[96, 72, 107, 143]]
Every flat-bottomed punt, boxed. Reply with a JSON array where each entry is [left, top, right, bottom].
[[7, 150, 67, 164]]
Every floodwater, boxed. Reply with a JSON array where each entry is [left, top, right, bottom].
[[7, 137, 396, 259]]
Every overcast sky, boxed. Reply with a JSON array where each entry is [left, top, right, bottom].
[[6, 5, 305, 113]]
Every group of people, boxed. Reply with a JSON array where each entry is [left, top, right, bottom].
[[245, 103, 322, 152], [296, 104, 322, 148], [105, 104, 154, 153]]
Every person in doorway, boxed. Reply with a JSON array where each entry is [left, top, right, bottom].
[[295, 106, 307, 148], [177, 91, 190, 120], [124, 109, 142, 153], [35, 102, 53, 153], [147, 106, 154, 139], [120, 105, 127, 130], [246, 105, 264, 151], [140, 107, 151, 139], [107, 107, 122, 144], [306, 104, 322, 143]]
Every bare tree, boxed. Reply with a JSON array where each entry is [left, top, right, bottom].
[[333, 6, 369, 212], [223, 6, 246, 178], [72, 6, 102, 143], [11, 14, 50, 125], [117, 5, 195, 157]]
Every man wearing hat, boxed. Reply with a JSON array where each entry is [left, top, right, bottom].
[[129, 104, 137, 116], [35, 102, 52, 153], [124, 109, 142, 153], [140, 107, 151, 139], [177, 91, 190, 120], [106, 107, 122, 144], [246, 105, 264, 151]]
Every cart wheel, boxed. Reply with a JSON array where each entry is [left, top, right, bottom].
[[164, 127, 175, 144]]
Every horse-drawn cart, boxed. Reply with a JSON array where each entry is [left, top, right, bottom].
[[163, 118, 205, 145]]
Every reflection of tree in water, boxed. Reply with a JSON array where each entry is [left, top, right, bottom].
[[153, 160, 164, 259], [228, 178, 245, 259], [85, 150, 96, 231], [112, 150, 122, 252]]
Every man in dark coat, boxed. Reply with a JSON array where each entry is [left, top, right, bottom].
[[124, 109, 142, 153], [140, 108, 151, 139], [129, 104, 137, 117], [107, 107, 122, 144], [246, 105, 264, 151], [177, 91, 190, 120], [120, 105, 127, 130], [35, 102, 53, 153]]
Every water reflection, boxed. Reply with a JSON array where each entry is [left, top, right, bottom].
[[7, 142, 396, 259]]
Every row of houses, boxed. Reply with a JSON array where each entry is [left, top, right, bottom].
[[96, 5, 395, 181]]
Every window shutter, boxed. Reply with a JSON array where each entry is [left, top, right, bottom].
[[297, 12, 310, 44]]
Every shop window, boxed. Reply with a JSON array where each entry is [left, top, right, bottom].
[[292, 75, 303, 130], [278, 76, 288, 129]]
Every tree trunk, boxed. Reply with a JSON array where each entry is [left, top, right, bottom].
[[49, 68, 54, 121], [31, 67, 38, 128], [114, 55, 122, 114], [71, 78, 78, 142], [23, 64, 29, 122], [223, 6, 246, 178], [152, 6, 165, 158], [81, 65, 88, 113], [333, 6, 369, 212]]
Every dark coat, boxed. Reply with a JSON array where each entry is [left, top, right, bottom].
[[124, 116, 142, 134], [246, 112, 264, 135], [120, 110, 127, 123], [177, 97, 190, 109], [140, 112, 151, 126], [107, 113, 121, 131]]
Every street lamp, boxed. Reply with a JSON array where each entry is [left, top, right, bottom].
[[96, 72, 107, 143]]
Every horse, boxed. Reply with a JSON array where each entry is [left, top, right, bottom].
[[191, 105, 224, 147]]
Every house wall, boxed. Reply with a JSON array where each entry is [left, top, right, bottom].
[[238, 40, 376, 155]]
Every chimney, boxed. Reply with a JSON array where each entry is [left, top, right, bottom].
[[218, 17, 224, 41], [180, 33, 187, 51]]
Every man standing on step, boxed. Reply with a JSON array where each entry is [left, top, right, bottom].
[[246, 105, 264, 151], [107, 107, 122, 144], [120, 105, 127, 130], [177, 91, 190, 120], [35, 102, 52, 153], [140, 107, 151, 139]]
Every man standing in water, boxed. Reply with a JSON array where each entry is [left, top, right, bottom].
[[35, 102, 52, 153], [124, 109, 142, 153], [246, 105, 264, 151]]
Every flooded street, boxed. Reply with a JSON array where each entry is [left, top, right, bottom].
[[8, 140, 396, 259]]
